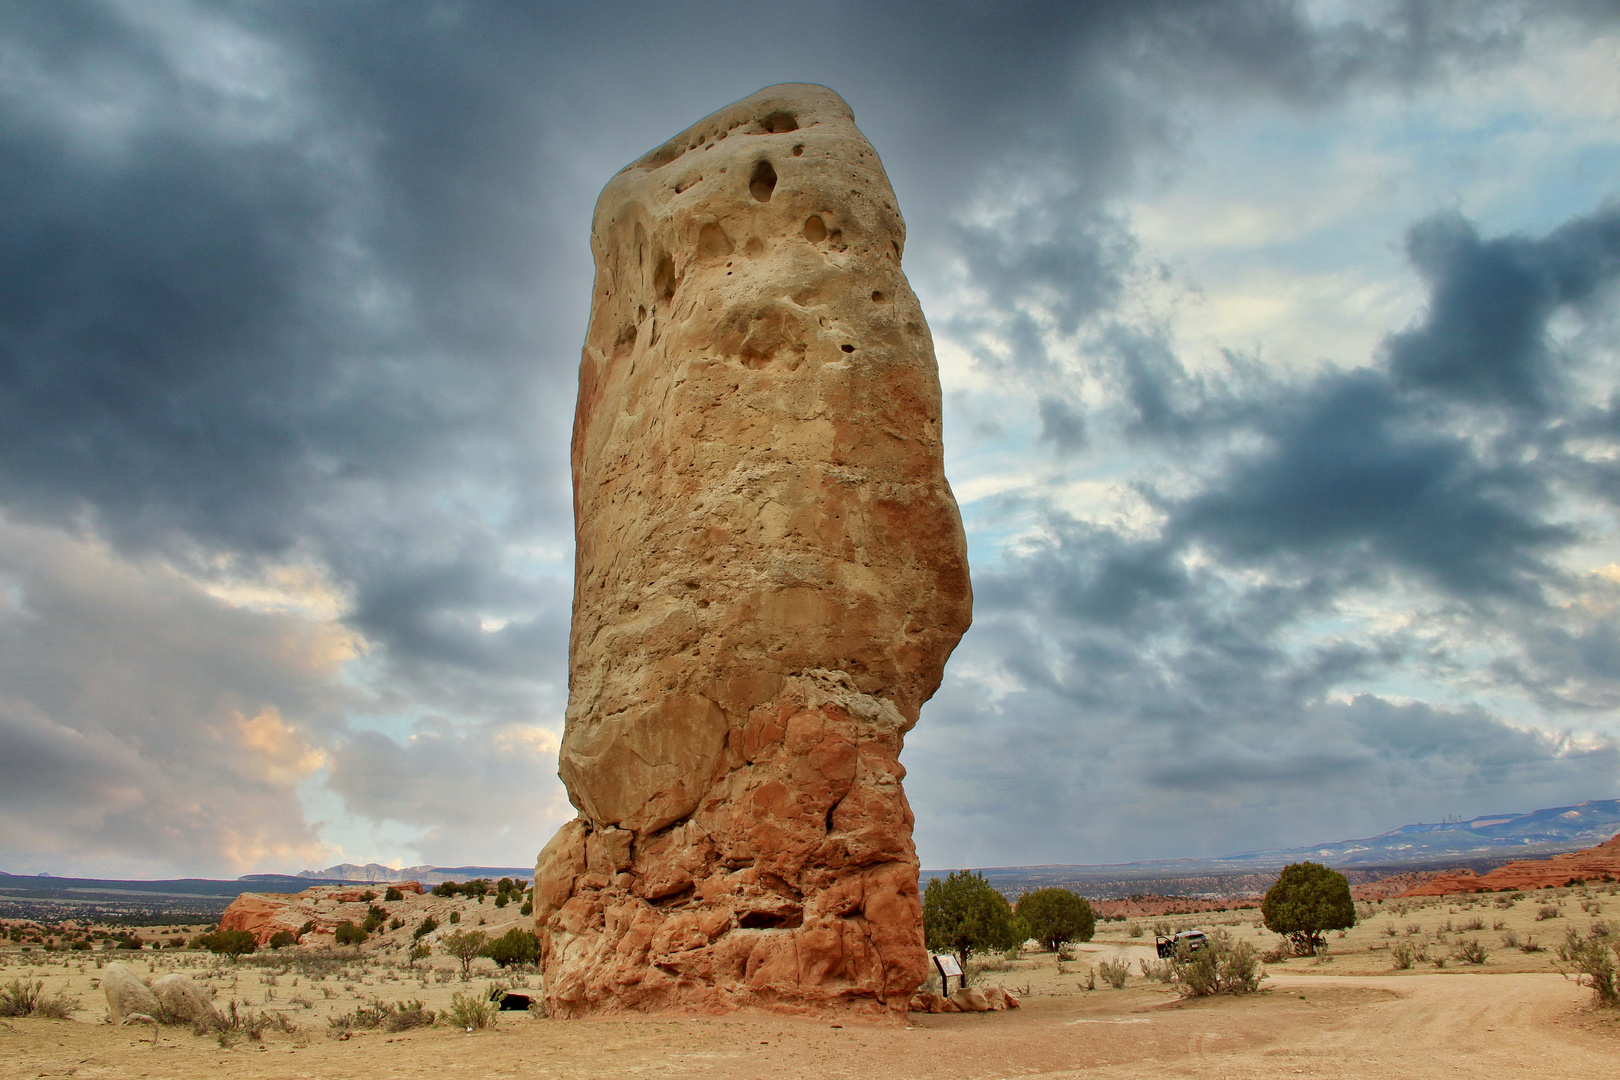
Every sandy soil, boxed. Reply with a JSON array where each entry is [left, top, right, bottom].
[[4, 969, 1617, 1079], [4, 883, 1618, 1078]]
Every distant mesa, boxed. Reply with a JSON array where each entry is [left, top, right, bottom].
[[1399, 831, 1620, 897]]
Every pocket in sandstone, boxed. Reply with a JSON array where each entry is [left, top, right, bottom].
[[558, 693, 727, 833]]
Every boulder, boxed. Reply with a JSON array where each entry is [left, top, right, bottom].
[[536, 83, 971, 1019], [948, 987, 993, 1012], [102, 963, 162, 1025], [150, 973, 221, 1029]]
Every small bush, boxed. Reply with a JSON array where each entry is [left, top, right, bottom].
[[268, 931, 297, 950], [1500, 929, 1520, 949], [520, 900, 533, 917], [1519, 936, 1545, 953], [413, 915, 439, 940], [1453, 938, 1488, 965], [448, 911, 461, 924], [0, 978, 77, 1019], [1458, 917, 1485, 931], [1138, 958, 1174, 983], [1390, 941, 1416, 970], [329, 997, 434, 1035], [1096, 959, 1129, 989], [1536, 905, 1561, 921], [116, 935, 143, 950], [1126, 923, 1143, 938], [334, 921, 367, 946], [445, 990, 498, 1030], [1174, 931, 1264, 996], [384, 886, 404, 902], [1557, 928, 1619, 1007]]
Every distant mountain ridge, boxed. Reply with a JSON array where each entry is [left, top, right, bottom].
[[922, 799, 1620, 899], [280, 863, 533, 885]]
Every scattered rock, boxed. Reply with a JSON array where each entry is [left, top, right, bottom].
[[102, 963, 162, 1026], [981, 985, 1020, 1010], [536, 82, 971, 1019], [150, 973, 220, 1029]]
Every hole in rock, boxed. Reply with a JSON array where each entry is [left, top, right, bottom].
[[870, 291, 887, 303], [759, 110, 798, 133], [637, 305, 647, 322], [749, 160, 777, 202], [653, 254, 676, 301], [739, 910, 803, 930], [840, 344, 855, 353], [792, 144, 804, 157], [802, 215, 827, 243], [697, 223, 733, 259], [745, 237, 765, 256]]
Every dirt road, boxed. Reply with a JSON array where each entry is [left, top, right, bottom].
[[5, 970, 1615, 1080]]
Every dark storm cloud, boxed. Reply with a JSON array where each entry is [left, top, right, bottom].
[[1389, 205, 1620, 408], [3, 0, 1620, 873], [914, 197, 1620, 863]]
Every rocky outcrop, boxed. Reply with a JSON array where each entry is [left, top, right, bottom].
[[535, 83, 971, 1020], [102, 963, 162, 1025], [219, 882, 424, 944], [1400, 832, 1620, 896]]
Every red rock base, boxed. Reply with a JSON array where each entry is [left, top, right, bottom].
[[534, 673, 927, 1019]]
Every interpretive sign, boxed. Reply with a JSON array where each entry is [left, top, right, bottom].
[[932, 953, 963, 993]]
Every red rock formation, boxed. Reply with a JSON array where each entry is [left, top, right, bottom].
[[1400, 833, 1620, 896], [218, 882, 425, 943], [534, 84, 972, 1020], [218, 892, 310, 944]]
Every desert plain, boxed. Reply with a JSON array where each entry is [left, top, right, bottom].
[[5, 881, 1619, 1079]]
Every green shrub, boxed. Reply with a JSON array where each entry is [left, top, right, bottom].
[[116, 935, 143, 950], [1453, 938, 1488, 965], [1014, 888, 1095, 951], [441, 929, 489, 979], [1262, 863, 1355, 956], [922, 871, 1024, 971], [520, 900, 533, 917], [267, 931, 297, 950], [384, 886, 404, 902], [448, 911, 461, 924], [334, 921, 367, 946], [193, 929, 257, 956], [483, 926, 538, 969], [413, 915, 439, 940]]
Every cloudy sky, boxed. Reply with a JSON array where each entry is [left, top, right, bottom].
[[3, 1, 1619, 879]]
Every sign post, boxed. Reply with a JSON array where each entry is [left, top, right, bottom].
[[932, 952, 964, 995]]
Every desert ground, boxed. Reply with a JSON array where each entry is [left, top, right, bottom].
[[4, 882, 1618, 1078]]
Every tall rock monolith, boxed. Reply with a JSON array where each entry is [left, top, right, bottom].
[[534, 83, 971, 1019]]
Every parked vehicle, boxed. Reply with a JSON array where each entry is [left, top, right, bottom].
[[1155, 930, 1208, 959]]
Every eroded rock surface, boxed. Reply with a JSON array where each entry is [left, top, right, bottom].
[[535, 83, 971, 1019]]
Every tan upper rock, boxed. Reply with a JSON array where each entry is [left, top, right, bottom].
[[536, 83, 971, 1019]]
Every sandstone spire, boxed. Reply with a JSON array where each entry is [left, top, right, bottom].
[[534, 83, 971, 1018]]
